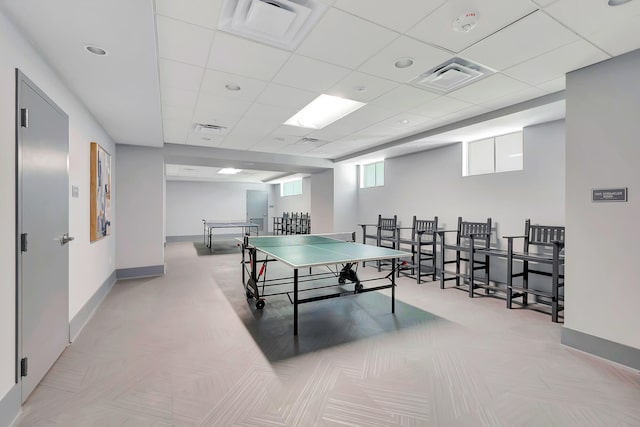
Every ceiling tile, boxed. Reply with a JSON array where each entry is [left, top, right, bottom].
[[155, 0, 223, 29], [369, 85, 439, 111], [185, 132, 225, 147], [538, 76, 565, 93], [163, 118, 192, 144], [156, 15, 213, 67], [207, 31, 291, 81], [295, 8, 399, 69], [272, 54, 351, 92], [357, 36, 452, 83], [256, 83, 317, 109], [326, 71, 399, 103], [586, 14, 640, 57], [504, 39, 609, 85], [407, 0, 537, 53], [159, 59, 204, 92], [307, 104, 399, 140], [461, 11, 579, 71], [200, 69, 268, 102], [531, 0, 561, 6], [447, 74, 531, 105], [332, 0, 446, 33], [409, 96, 473, 119], [161, 87, 199, 109], [162, 104, 193, 122], [272, 125, 314, 137], [193, 93, 251, 127], [480, 86, 548, 111], [545, 0, 640, 41], [359, 113, 433, 137]]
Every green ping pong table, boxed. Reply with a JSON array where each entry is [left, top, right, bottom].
[[240, 233, 412, 336]]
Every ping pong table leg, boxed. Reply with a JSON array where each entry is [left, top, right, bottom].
[[392, 258, 396, 314], [294, 268, 299, 336]]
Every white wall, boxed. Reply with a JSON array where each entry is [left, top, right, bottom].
[[309, 170, 334, 233], [353, 121, 565, 242], [273, 177, 312, 217], [115, 145, 165, 270], [166, 181, 269, 236], [565, 50, 640, 349], [0, 9, 116, 403], [333, 163, 358, 234]]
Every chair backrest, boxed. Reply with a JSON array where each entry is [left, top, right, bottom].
[[457, 217, 492, 248], [377, 214, 397, 240], [524, 219, 565, 251], [413, 216, 438, 240]]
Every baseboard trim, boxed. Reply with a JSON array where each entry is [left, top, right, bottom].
[[166, 235, 201, 242], [0, 383, 20, 427], [561, 327, 640, 371], [116, 265, 165, 280], [69, 270, 117, 342]]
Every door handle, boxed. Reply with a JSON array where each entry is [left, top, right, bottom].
[[60, 233, 75, 245]]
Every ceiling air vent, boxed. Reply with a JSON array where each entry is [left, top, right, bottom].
[[195, 123, 229, 136], [218, 0, 327, 51], [410, 58, 493, 94], [296, 137, 326, 146]]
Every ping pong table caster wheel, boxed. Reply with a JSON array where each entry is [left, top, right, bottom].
[[256, 299, 265, 310], [338, 277, 346, 284], [355, 283, 363, 292]]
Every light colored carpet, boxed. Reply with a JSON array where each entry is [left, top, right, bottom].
[[13, 240, 640, 426]]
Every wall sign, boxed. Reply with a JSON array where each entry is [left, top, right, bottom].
[[592, 188, 627, 202]]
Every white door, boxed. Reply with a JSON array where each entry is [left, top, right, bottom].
[[246, 190, 268, 232], [17, 70, 71, 402]]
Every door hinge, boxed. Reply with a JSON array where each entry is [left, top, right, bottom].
[[20, 357, 28, 377], [20, 108, 28, 128], [21, 233, 28, 252]]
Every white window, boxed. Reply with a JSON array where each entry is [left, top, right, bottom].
[[465, 131, 523, 176], [281, 179, 302, 197], [360, 161, 384, 188]]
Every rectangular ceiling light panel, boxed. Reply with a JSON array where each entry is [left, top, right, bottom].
[[219, 0, 325, 50], [285, 94, 366, 129]]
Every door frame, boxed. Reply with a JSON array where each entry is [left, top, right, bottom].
[[246, 189, 268, 233], [15, 69, 70, 395]]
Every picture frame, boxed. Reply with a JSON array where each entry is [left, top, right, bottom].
[[90, 142, 111, 241]]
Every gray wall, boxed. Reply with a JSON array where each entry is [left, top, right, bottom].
[[333, 163, 358, 234], [166, 180, 269, 236], [565, 50, 640, 350], [310, 170, 334, 233], [354, 120, 565, 241], [115, 145, 165, 270]]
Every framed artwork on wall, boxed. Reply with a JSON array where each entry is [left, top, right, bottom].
[[90, 142, 111, 241]]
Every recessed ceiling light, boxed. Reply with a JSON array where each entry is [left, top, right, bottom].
[[218, 168, 242, 175], [284, 94, 366, 130], [398, 119, 410, 125], [225, 83, 241, 91], [84, 45, 107, 56], [394, 58, 414, 69], [201, 137, 212, 141], [608, 0, 632, 5], [354, 86, 367, 92], [274, 137, 286, 142]]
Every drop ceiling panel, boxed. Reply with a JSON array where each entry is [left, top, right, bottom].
[[461, 11, 579, 71], [359, 113, 433, 137], [256, 83, 317, 109], [545, 0, 640, 41], [163, 118, 192, 144], [200, 69, 268, 102], [480, 86, 548, 111], [193, 97, 248, 129], [504, 39, 609, 86], [185, 132, 225, 147], [326, 72, 399, 103], [307, 104, 400, 140], [409, 96, 473, 119], [295, 8, 399, 69], [155, 0, 223, 29], [586, 14, 640, 57], [159, 59, 205, 92], [448, 74, 531, 105], [161, 87, 199, 109], [156, 15, 214, 67], [407, 0, 537, 53], [162, 105, 194, 122], [272, 54, 351, 92], [538, 77, 565, 93], [357, 36, 452, 83], [369, 84, 439, 111], [272, 125, 314, 137], [207, 31, 291, 81], [332, 0, 446, 33]]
